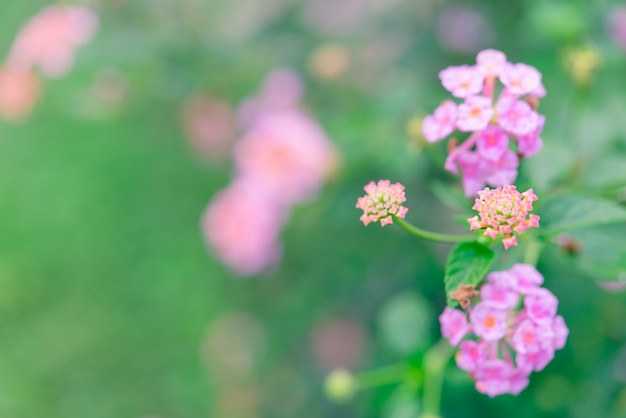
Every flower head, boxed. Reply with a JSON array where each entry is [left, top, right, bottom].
[[467, 185, 540, 249], [424, 49, 546, 196], [440, 264, 568, 397], [356, 180, 408, 226]]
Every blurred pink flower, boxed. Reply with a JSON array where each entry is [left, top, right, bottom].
[[476, 49, 507, 77], [9, 5, 99, 78], [436, 6, 494, 54], [0, 64, 41, 121], [439, 65, 484, 98], [237, 68, 303, 130], [421, 100, 457, 143], [476, 125, 509, 161], [609, 7, 626, 50], [440, 307, 470, 346], [457, 95, 493, 132], [201, 180, 286, 277], [500, 63, 542, 96], [234, 111, 336, 205], [181, 95, 235, 160]]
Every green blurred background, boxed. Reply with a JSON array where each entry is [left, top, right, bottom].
[[0, 0, 625, 417]]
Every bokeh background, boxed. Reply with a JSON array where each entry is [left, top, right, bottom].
[[0, 0, 626, 417]]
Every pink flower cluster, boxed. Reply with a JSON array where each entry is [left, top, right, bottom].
[[422, 49, 545, 196], [355, 180, 408, 226], [440, 264, 568, 397], [467, 185, 540, 250], [0, 5, 98, 121], [202, 69, 337, 276]]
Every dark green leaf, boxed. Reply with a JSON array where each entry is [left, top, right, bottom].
[[444, 242, 495, 308], [538, 194, 626, 238]]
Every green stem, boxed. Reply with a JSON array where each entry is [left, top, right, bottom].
[[354, 363, 407, 390], [523, 237, 543, 266], [393, 216, 476, 244], [421, 339, 454, 418]]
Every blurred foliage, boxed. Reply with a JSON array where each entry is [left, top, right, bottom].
[[0, 0, 624, 417]]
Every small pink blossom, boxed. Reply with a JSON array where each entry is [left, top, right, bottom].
[[356, 180, 408, 227], [476, 49, 507, 77], [467, 185, 540, 250], [497, 98, 540, 136], [500, 63, 541, 96], [439, 65, 484, 98], [517, 114, 545, 158], [524, 288, 559, 325], [470, 302, 508, 341], [457, 95, 494, 132], [511, 319, 554, 354], [439, 307, 470, 346], [476, 125, 509, 161], [456, 340, 488, 372], [509, 264, 544, 294], [474, 359, 515, 397], [517, 348, 555, 372], [9, 5, 99, 78], [454, 150, 487, 197], [483, 149, 519, 187], [421, 100, 457, 143], [480, 283, 519, 310], [551, 315, 569, 350]]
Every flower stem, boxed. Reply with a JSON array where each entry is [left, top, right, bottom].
[[523, 237, 543, 266], [393, 216, 476, 244], [421, 339, 454, 418], [354, 363, 408, 390]]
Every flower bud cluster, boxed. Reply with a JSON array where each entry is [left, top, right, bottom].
[[422, 49, 545, 196], [467, 185, 540, 249], [356, 180, 408, 226], [440, 264, 569, 397]]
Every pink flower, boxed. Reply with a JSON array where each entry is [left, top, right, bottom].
[[480, 283, 519, 309], [0, 64, 41, 121], [9, 5, 99, 78], [467, 185, 540, 250], [483, 149, 519, 187], [524, 288, 558, 325], [441, 265, 567, 397], [421, 100, 457, 143], [454, 150, 487, 197], [469, 302, 508, 341], [237, 68, 304, 129], [201, 180, 286, 277], [517, 348, 555, 372], [551, 315, 569, 350], [500, 63, 541, 96], [476, 49, 507, 77], [511, 319, 554, 354], [356, 180, 408, 227], [474, 359, 515, 397], [509, 264, 544, 294], [439, 65, 484, 98], [234, 111, 336, 205], [476, 125, 509, 161], [517, 114, 545, 158], [457, 95, 494, 132], [497, 98, 539, 136], [439, 307, 470, 346], [456, 340, 488, 371]]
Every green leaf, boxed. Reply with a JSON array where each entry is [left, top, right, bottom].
[[567, 224, 626, 282], [444, 242, 495, 308], [538, 194, 626, 238]]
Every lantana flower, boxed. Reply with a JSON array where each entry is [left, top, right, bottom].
[[355, 180, 408, 226], [467, 185, 540, 249], [439, 264, 569, 397], [422, 49, 546, 196]]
